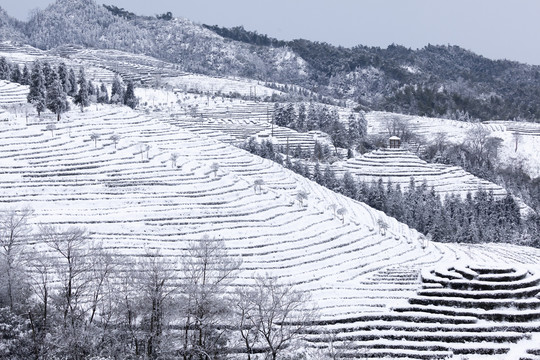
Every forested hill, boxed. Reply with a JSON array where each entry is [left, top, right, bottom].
[[2, 0, 540, 122], [204, 25, 540, 122], [0, 7, 25, 42]]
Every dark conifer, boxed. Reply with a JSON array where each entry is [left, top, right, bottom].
[[75, 68, 89, 112], [46, 78, 69, 121], [124, 81, 139, 109], [27, 61, 47, 117], [68, 68, 77, 96]]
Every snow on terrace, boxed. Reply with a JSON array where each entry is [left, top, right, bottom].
[[165, 74, 283, 98], [146, 91, 532, 215], [0, 45, 117, 84], [0, 80, 29, 106], [1, 105, 540, 358], [340, 147, 533, 215], [367, 111, 540, 179]]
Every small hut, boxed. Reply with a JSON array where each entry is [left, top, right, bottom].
[[389, 136, 401, 149]]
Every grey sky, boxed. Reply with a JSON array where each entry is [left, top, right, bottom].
[[4, 0, 540, 65]]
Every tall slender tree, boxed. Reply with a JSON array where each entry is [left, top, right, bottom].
[[111, 75, 125, 104], [57, 63, 69, 94], [46, 77, 69, 121], [21, 64, 30, 86], [124, 81, 138, 109], [67, 69, 77, 97], [74, 68, 89, 112], [27, 61, 47, 117]]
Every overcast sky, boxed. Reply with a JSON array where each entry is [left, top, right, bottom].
[[4, 0, 540, 65]]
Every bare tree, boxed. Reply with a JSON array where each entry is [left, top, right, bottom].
[[248, 274, 316, 360], [210, 162, 220, 178], [296, 191, 308, 207], [109, 134, 120, 149], [328, 204, 338, 217], [253, 178, 264, 194], [377, 218, 389, 236], [90, 132, 100, 148], [35, 226, 116, 359], [134, 250, 178, 360], [0, 207, 33, 310], [46, 123, 56, 137], [170, 153, 179, 168], [26, 250, 52, 358], [513, 131, 522, 152], [336, 207, 347, 224], [234, 286, 260, 360], [384, 116, 415, 142], [37, 226, 95, 360], [465, 125, 502, 167], [181, 235, 242, 360]]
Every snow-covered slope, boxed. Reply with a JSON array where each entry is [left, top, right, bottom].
[[0, 104, 539, 358], [367, 111, 540, 179]]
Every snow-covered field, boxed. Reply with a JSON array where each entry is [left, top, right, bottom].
[[367, 111, 540, 179], [165, 74, 283, 97], [0, 99, 539, 358]]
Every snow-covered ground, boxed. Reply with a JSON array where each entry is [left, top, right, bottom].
[[367, 111, 540, 179], [0, 101, 539, 358], [165, 74, 283, 98]]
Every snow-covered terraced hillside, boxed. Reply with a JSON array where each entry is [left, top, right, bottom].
[[367, 111, 540, 179], [1, 106, 539, 358], [0, 79, 29, 106], [166, 74, 283, 97], [0, 46, 117, 84], [306, 263, 540, 359], [74, 49, 184, 83], [160, 95, 531, 215], [339, 148, 532, 214], [366, 111, 488, 143]]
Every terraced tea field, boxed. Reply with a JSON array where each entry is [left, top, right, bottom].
[[0, 102, 539, 358]]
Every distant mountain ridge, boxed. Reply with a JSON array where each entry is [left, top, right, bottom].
[[1, 0, 540, 122], [0, 7, 26, 42]]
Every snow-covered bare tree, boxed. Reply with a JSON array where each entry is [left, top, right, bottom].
[[180, 235, 241, 360], [0, 207, 33, 310], [238, 274, 316, 360]]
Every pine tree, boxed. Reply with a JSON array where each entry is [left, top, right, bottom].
[[285, 103, 296, 128], [124, 81, 139, 109], [10, 65, 21, 84], [330, 119, 347, 155], [274, 103, 286, 126], [46, 78, 69, 121], [27, 61, 47, 117], [323, 166, 338, 190], [319, 106, 331, 132], [313, 141, 323, 161], [312, 162, 323, 184], [88, 80, 95, 96], [348, 112, 360, 147], [98, 82, 109, 103], [67, 68, 77, 96], [297, 103, 306, 131], [111, 75, 125, 104], [57, 62, 69, 94], [42, 62, 55, 90], [21, 64, 30, 85], [306, 104, 318, 131], [341, 171, 357, 199], [75, 68, 89, 112], [0, 57, 10, 80]]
